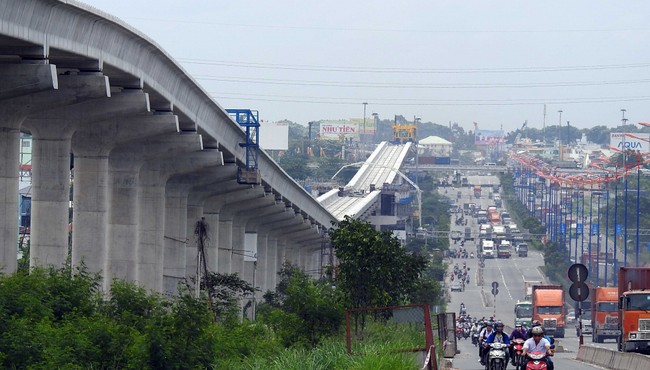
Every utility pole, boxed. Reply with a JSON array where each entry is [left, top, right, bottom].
[[558, 110, 563, 160], [363, 102, 368, 144]]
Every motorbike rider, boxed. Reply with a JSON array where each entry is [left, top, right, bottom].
[[526, 320, 542, 339], [478, 321, 494, 365], [460, 302, 466, 315], [484, 321, 510, 365], [522, 326, 554, 370], [509, 322, 527, 365]]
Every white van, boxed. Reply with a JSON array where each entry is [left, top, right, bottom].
[[481, 240, 495, 258]]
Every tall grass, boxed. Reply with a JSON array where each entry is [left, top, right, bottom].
[[225, 337, 421, 370]]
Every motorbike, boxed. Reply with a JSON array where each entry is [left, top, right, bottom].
[[470, 252, 474, 258], [472, 332, 480, 346], [511, 338, 525, 367], [462, 327, 471, 340], [525, 351, 550, 370], [456, 326, 462, 338], [485, 342, 508, 370]]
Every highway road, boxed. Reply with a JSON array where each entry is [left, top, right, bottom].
[[439, 176, 614, 369]]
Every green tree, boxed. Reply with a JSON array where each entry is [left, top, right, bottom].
[[258, 262, 343, 347], [329, 216, 428, 310]]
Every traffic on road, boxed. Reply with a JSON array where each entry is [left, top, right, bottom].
[[439, 172, 621, 369]]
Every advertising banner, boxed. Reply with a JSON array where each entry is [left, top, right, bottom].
[[475, 129, 505, 145], [350, 118, 376, 135], [610, 132, 650, 153], [319, 120, 359, 140]]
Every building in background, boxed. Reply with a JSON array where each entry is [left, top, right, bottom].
[[418, 136, 452, 165]]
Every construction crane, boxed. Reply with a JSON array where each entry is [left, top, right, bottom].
[[226, 109, 261, 185]]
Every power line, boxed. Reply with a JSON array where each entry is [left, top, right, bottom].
[[180, 58, 650, 74], [195, 75, 650, 89], [127, 17, 650, 35], [209, 91, 650, 104], [210, 94, 650, 106]]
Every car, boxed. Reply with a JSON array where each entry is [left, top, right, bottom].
[[450, 282, 464, 292]]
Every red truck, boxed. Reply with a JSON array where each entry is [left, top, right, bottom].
[[618, 267, 650, 352], [532, 285, 566, 338], [590, 287, 620, 343]]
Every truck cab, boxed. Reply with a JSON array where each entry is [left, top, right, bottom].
[[532, 285, 566, 338], [514, 301, 533, 328], [618, 267, 650, 353], [591, 287, 619, 343], [481, 240, 495, 259], [497, 240, 511, 258]]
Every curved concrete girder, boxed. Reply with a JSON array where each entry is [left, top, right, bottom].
[[24, 89, 150, 138], [0, 63, 58, 100], [1, 2, 335, 231], [105, 132, 203, 288], [137, 149, 223, 292], [244, 205, 296, 233], [71, 112, 180, 275]]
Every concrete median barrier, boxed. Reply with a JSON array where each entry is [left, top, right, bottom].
[[576, 344, 650, 369]]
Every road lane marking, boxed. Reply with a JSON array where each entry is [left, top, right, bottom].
[[496, 260, 514, 300]]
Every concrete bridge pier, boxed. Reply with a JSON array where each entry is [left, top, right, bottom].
[[105, 133, 202, 290], [137, 150, 222, 292], [71, 113, 179, 276], [163, 166, 237, 294], [21, 74, 115, 268]]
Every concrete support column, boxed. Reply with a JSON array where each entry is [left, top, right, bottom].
[[106, 166, 140, 286], [203, 212, 220, 273], [29, 125, 72, 267], [217, 218, 233, 274], [231, 224, 246, 276], [256, 235, 268, 293], [137, 169, 167, 292], [164, 185, 188, 295], [0, 124, 20, 273], [72, 112, 178, 281], [185, 204, 204, 281], [266, 237, 279, 290], [71, 155, 108, 273]]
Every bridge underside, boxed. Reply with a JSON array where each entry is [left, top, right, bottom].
[[0, 0, 334, 298]]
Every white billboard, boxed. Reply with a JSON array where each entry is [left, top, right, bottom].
[[610, 132, 650, 153], [319, 120, 359, 140], [259, 121, 289, 150]]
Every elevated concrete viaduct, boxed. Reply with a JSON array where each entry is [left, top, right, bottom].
[[0, 0, 336, 295]]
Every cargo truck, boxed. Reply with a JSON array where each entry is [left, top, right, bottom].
[[532, 285, 565, 337], [618, 267, 650, 352], [473, 185, 481, 198], [523, 280, 542, 301], [591, 287, 620, 343], [514, 300, 533, 328]]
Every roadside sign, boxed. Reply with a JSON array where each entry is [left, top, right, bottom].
[[576, 224, 583, 235], [491, 287, 499, 296], [560, 223, 566, 234], [591, 224, 599, 235], [569, 282, 590, 302], [568, 263, 588, 283], [616, 224, 622, 236]]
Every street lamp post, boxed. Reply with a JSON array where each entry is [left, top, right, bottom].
[[362, 102, 368, 144]]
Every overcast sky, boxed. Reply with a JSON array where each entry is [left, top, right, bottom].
[[80, 0, 650, 133]]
